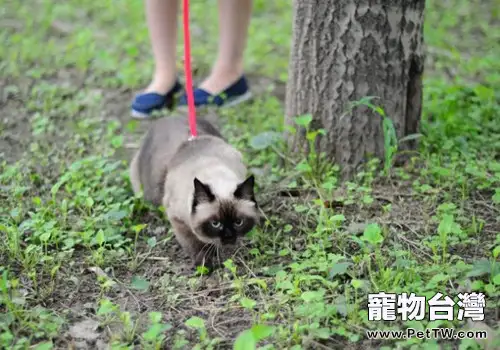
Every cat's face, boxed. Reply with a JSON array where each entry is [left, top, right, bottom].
[[190, 175, 259, 245]]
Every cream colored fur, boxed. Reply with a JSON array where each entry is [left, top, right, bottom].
[[129, 116, 259, 266]]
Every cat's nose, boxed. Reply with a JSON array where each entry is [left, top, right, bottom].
[[221, 237, 237, 244], [221, 230, 237, 244]]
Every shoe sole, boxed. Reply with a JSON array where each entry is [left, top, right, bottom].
[[221, 90, 253, 108], [177, 90, 253, 112], [130, 109, 151, 119]]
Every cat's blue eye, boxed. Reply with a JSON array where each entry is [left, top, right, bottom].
[[211, 220, 222, 229], [234, 218, 244, 227]]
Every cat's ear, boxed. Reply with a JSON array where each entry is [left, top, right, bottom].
[[193, 178, 215, 208], [234, 175, 256, 203]]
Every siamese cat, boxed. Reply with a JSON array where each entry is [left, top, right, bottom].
[[129, 116, 259, 268]]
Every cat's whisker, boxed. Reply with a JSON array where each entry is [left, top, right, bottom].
[[207, 244, 215, 259], [233, 240, 251, 256], [215, 245, 222, 268], [200, 242, 213, 264]]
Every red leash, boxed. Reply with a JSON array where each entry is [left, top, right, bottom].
[[182, 0, 197, 138]]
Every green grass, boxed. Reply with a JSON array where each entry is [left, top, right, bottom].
[[1, 0, 500, 349]]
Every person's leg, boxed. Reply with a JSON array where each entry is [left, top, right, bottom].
[[199, 0, 252, 94], [144, 0, 179, 94]]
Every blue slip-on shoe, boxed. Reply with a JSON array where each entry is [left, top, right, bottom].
[[178, 75, 252, 109], [131, 81, 183, 118]]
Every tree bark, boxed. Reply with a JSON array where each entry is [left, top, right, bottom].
[[285, 0, 425, 178]]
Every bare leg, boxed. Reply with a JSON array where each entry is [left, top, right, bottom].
[[199, 0, 253, 94], [144, 0, 179, 94]]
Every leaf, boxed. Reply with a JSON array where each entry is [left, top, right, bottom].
[[147, 237, 157, 248], [248, 278, 268, 290], [493, 245, 500, 259], [437, 202, 457, 213], [39, 231, 51, 242], [493, 274, 500, 286], [240, 297, 257, 309], [300, 291, 324, 302], [334, 303, 348, 317], [142, 323, 162, 341], [223, 259, 235, 271], [276, 280, 294, 291], [438, 214, 454, 235], [85, 197, 94, 208], [196, 265, 210, 275], [467, 259, 492, 278], [311, 327, 331, 339], [97, 299, 117, 315], [32, 196, 42, 206], [350, 96, 377, 110], [492, 188, 500, 204], [293, 204, 309, 213], [295, 161, 312, 173], [34, 342, 53, 350], [143, 323, 172, 341], [96, 229, 105, 246], [126, 120, 139, 132], [361, 223, 384, 245], [249, 131, 282, 150], [398, 133, 423, 143], [111, 135, 124, 148], [426, 273, 448, 287], [107, 209, 128, 221], [306, 130, 319, 141], [131, 223, 147, 234], [351, 279, 364, 289], [471, 280, 484, 290], [294, 114, 313, 127], [11, 295, 26, 305], [328, 262, 352, 279], [185, 316, 205, 329], [331, 214, 345, 222], [233, 329, 256, 350], [149, 311, 163, 324], [251, 324, 275, 341], [278, 249, 289, 256], [130, 276, 150, 291]]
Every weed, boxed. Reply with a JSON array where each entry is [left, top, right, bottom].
[[350, 97, 401, 177]]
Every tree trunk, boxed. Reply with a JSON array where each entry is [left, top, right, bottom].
[[285, 0, 425, 178]]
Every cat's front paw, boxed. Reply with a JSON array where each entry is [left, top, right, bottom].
[[193, 247, 216, 271]]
